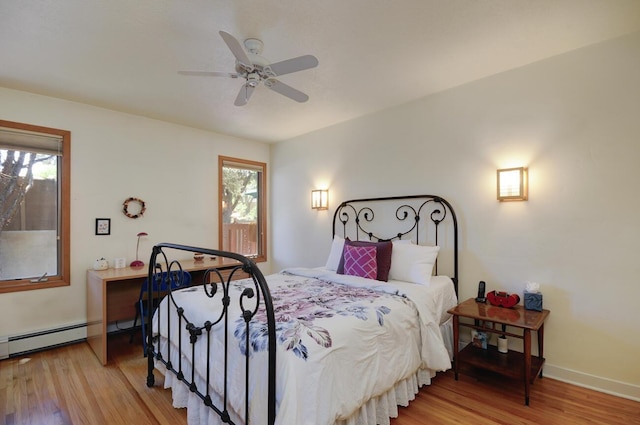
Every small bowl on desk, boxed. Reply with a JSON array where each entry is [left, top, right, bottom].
[[193, 253, 205, 262]]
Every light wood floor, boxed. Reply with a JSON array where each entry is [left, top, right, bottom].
[[1, 332, 638, 424]]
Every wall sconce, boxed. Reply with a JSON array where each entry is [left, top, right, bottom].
[[311, 189, 329, 210], [497, 167, 528, 201]]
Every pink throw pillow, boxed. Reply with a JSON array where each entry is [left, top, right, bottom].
[[343, 244, 378, 280], [337, 239, 392, 281]]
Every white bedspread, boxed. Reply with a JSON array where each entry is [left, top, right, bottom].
[[152, 268, 457, 425]]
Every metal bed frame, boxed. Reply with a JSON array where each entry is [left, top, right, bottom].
[[144, 194, 458, 425], [145, 244, 276, 424]]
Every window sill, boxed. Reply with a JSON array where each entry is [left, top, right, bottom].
[[0, 278, 69, 294]]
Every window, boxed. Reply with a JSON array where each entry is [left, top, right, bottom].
[[0, 120, 70, 293], [218, 156, 266, 262]]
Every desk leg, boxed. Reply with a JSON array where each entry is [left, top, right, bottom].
[[453, 315, 459, 380], [538, 323, 545, 379], [523, 328, 531, 406], [86, 272, 107, 365]]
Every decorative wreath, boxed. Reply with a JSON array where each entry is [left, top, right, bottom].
[[123, 197, 146, 219]]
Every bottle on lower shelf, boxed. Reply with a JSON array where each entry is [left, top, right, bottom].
[[498, 336, 508, 353]]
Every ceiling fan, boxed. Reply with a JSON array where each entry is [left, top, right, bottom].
[[179, 31, 319, 106]]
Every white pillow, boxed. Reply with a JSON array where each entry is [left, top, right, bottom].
[[393, 239, 413, 245], [325, 235, 345, 271], [389, 243, 440, 285]]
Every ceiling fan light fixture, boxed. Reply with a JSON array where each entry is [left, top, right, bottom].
[[247, 73, 260, 87]]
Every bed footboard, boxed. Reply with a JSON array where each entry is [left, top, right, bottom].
[[144, 242, 276, 425]]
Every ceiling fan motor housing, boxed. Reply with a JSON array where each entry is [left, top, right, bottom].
[[244, 38, 264, 54], [246, 73, 260, 87]]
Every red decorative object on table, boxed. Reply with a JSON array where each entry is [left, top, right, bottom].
[[487, 290, 520, 308]]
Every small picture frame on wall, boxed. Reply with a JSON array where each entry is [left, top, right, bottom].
[[95, 218, 111, 235]]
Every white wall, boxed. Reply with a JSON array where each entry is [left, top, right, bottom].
[[0, 87, 270, 337], [271, 32, 640, 398]]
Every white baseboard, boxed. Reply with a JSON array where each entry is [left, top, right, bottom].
[[544, 363, 640, 402], [107, 319, 135, 334], [1, 320, 138, 359], [0, 336, 8, 360], [5, 323, 87, 357]]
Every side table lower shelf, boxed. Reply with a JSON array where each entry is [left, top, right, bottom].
[[456, 344, 545, 382]]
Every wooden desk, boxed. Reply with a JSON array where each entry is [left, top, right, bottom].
[[86, 257, 245, 365]]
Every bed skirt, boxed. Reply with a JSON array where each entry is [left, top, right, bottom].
[[337, 317, 453, 425], [155, 318, 454, 425]]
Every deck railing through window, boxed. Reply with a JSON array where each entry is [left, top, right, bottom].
[[222, 222, 257, 257]]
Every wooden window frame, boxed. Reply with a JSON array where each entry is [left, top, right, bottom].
[[0, 120, 70, 293], [218, 156, 267, 263]]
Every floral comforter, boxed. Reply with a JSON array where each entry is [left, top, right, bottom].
[[153, 268, 456, 425]]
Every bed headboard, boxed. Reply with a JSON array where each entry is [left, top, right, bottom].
[[332, 194, 458, 294]]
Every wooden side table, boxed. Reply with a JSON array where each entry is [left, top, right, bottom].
[[448, 298, 550, 405]]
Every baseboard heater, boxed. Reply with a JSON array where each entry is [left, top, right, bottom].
[[1, 322, 87, 359]]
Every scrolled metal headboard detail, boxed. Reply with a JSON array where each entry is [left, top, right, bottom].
[[332, 194, 458, 294]]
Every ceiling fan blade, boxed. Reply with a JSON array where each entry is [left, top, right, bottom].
[[268, 55, 319, 77], [178, 70, 239, 78], [265, 79, 309, 103], [234, 84, 255, 106], [219, 31, 253, 70]]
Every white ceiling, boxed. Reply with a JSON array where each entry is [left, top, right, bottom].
[[2, 1, 640, 143]]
